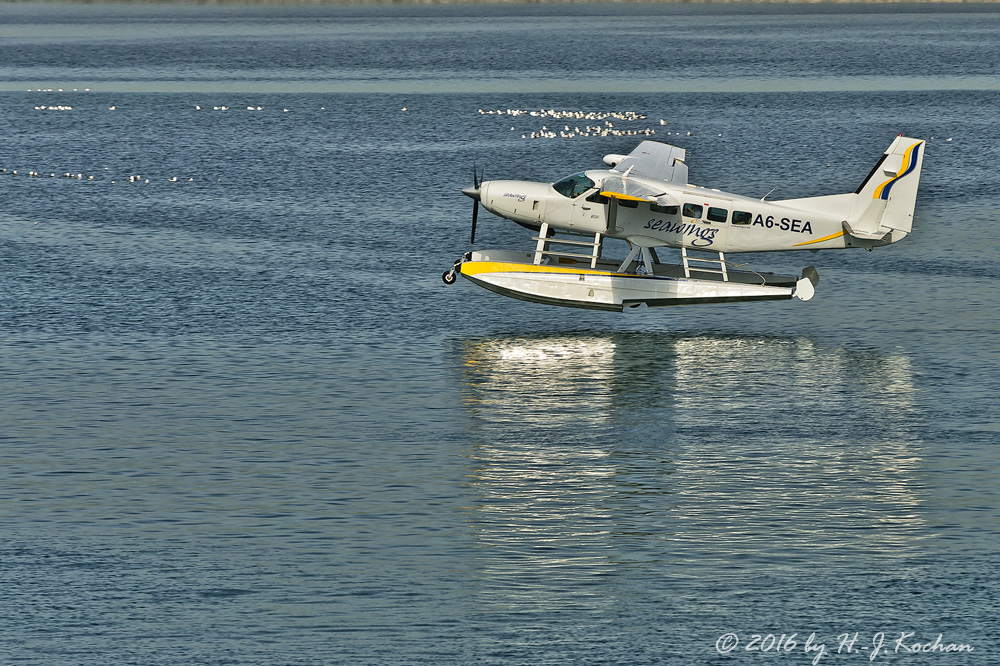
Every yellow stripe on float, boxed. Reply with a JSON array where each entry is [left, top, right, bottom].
[[460, 261, 621, 278]]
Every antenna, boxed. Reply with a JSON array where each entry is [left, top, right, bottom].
[[761, 187, 776, 201]]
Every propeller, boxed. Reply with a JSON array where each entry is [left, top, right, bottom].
[[463, 167, 483, 244]]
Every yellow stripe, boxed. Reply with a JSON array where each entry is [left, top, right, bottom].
[[599, 191, 648, 202], [793, 230, 845, 247], [460, 261, 621, 278], [872, 142, 919, 200]]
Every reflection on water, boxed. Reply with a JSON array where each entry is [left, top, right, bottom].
[[457, 337, 619, 598], [460, 336, 618, 429], [455, 333, 928, 599]]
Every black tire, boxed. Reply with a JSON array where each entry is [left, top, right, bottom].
[[442, 270, 457, 285]]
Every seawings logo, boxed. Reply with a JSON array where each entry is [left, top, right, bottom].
[[503, 192, 527, 203], [643, 219, 719, 246]]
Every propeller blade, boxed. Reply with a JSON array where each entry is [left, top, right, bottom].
[[467, 166, 484, 244], [470, 200, 479, 244]]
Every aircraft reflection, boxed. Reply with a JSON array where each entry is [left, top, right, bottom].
[[455, 332, 928, 590], [459, 335, 618, 430]]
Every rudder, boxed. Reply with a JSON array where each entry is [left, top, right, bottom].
[[846, 135, 924, 240]]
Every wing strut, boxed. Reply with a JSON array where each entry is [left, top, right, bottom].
[[617, 245, 655, 275]]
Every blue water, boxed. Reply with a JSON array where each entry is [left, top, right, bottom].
[[1, 4, 999, 665]]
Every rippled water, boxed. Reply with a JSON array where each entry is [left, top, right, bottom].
[[1, 4, 999, 665]]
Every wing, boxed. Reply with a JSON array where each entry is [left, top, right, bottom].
[[599, 176, 679, 207], [611, 141, 689, 184]]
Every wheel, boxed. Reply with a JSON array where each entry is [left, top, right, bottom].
[[442, 270, 457, 285]]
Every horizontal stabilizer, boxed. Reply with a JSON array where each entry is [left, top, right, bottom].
[[844, 199, 888, 239]]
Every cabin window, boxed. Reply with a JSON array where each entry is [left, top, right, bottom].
[[650, 203, 678, 215], [732, 211, 752, 225], [683, 203, 703, 219], [586, 191, 609, 205], [707, 207, 728, 223], [553, 173, 595, 199], [618, 199, 639, 209]]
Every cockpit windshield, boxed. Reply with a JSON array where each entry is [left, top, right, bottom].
[[553, 172, 595, 199]]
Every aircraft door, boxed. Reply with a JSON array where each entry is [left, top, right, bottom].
[[547, 188, 608, 233], [681, 202, 730, 251], [570, 190, 610, 233]]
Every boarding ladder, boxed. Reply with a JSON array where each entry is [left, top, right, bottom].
[[532, 223, 603, 269], [681, 247, 729, 282]]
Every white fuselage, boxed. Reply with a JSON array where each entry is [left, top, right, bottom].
[[477, 169, 898, 253]]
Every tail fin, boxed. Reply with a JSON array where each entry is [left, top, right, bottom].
[[845, 136, 925, 240]]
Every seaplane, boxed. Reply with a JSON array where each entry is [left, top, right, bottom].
[[443, 135, 924, 311]]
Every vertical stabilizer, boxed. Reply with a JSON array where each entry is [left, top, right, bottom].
[[846, 136, 924, 240]]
